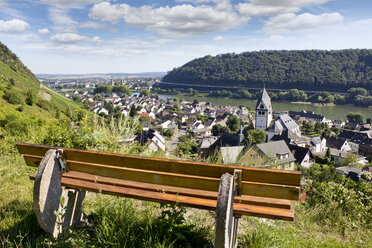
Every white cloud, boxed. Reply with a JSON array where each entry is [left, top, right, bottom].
[[49, 8, 77, 32], [80, 21, 107, 30], [236, 0, 333, 17], [236, 3, 299, 16], [50, 32, 88, 43], [92, 36, 101, 42], [262, 12, 343, 34], [40, 0, 98, 6], [0, 0, 6, 7], [89, 1, 248, 37], [213, 36, 225, 41], [21, 33, 41, 41], [175, 0, 214, 3], [0, 19, 29, 33], [38, 28, 51, 35]]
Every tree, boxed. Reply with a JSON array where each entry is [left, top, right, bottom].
[[139, 116, 149, 123], [129, 104, 137, 117], [212, 124, 230, 136], [158, 126, 165, 135], [140, 89, 151, 97], [248, 129, 267, 144], [25, 90, 35, 106], [112, 85, 131, 96], [164, 129, 174, 138], [94, 85, 112, 94], [226, 114, 240, 132], [346, 112, 364, 123], [341, 153, 358, 167], [326, 147, 331, 157]]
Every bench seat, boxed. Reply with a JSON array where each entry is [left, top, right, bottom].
[[29, 171, 294, 220]]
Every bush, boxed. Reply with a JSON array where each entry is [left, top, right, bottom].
[[6, 118, 29, 136], [306, 179, 372, 230], [25, 90, 36, 105], [3, 89, 24, 105]]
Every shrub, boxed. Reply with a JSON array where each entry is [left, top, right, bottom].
[[3, 89, 24, 105], [6, 118, 29, 136], [25, 90, 36, 105]]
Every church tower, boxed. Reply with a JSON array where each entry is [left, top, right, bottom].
[[255, 87, 272, 130]]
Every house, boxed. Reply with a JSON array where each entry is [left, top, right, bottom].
[[210, 127, 245, 150], [98, 108, 109, 115], [309, 136, 327, 153], [159, 120, 171, 129], [359, 138, 372, 158], [333, 120, 345, 128], [328, 149, 368, 165], [335, 166, 371, 182], [121, 109, 128, 117], [198, 136, 219, 157], [135, 129, 166, 152], [148, 112, 156, 120], [338, 130, 372, 156], [192, 121, 205, 130], [239, 140, 296, 169], [193, 127, 212, 137], [220, 146, 245, 164], [288, 144, 313, 168], [289, 110, 332, 127], [326, 137, 352, 152], [271, 129, 307, 147]]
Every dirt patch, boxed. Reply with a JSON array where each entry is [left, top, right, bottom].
[[38, 90, 51, 101]]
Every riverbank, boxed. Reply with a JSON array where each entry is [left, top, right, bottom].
[[159, 94, 372, 121]]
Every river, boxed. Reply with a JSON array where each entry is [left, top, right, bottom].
[[159, 95, 372, 121]]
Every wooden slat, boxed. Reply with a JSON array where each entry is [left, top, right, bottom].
[[29, 172, 291, 209], [28, 174, 294, 221], [24, 155, 299, 200], [16, 143, 301, 186]]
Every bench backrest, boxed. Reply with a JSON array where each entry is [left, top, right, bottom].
[[17, 142, 301, 202]]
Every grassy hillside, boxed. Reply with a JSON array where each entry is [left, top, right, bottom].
[[0, 42, 85, 144], [163, 50, 372, 91]]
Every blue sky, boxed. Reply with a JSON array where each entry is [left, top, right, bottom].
[[0, 0, 372, 74]]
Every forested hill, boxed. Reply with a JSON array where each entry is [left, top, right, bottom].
[[163, 50, 372, 91]]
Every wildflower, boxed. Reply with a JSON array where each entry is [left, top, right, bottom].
[[80, 121, 84, 124], [88, 127, 91, 130], [75, 109, 78, 112]]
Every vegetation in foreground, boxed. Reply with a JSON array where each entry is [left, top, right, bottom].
[[1, 118, 371, 247]]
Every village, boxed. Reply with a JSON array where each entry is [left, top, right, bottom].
[[50, 77, 372, 182]]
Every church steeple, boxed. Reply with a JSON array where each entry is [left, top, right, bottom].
[[255, 87, 272, 130]]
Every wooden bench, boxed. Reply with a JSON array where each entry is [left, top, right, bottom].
[[16, 142, 301, 248]]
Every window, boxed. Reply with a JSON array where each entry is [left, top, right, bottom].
[[278, 153, 289, 160]]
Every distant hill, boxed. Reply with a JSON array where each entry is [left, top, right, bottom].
[[0, 41, 84, 137], [37, 72, 166, 80], [163, 50, 372, 91]]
